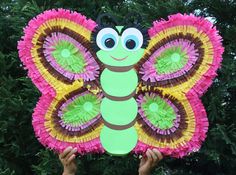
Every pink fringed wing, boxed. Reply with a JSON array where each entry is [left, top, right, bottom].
[[18, 9, 104, 154], [134, 13, 224, 158]]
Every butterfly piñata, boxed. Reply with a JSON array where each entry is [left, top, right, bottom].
[[18, 9, 224, 157]]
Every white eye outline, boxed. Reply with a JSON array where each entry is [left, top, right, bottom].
[[121, 28, 143, 51], [96, 28, 119, 51]]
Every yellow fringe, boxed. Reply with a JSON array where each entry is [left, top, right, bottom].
[[44, 86, 103, 143], [31, 18, 92, 92], [144, 25, 214, 95], [135, 93, 195, 148]]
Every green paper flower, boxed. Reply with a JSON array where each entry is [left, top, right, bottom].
[[155, 46, 187, 74], [141, 95, 176, 130], [61, 93, 101, 126], [52, 41, 85, 73]]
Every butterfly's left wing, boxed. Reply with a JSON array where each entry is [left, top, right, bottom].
[[134, 14, 224, 157], [18, 9, 104, 154]]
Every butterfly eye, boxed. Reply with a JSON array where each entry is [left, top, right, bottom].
[[96, 28, 119, 51], [121, 28, 143, 51]]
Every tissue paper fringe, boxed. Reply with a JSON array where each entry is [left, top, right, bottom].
[[137, 13, 224, 94], [55, 89, 102, 134], [18, 9, 104, 154], [140, 39, 198, 82], [136, 90, 183, 137], [32, 87, 104, 154], [134, 13, 223, 158], [134, 87, 208, 158], [18, 8, 98, 93], [18, 11, 223, 157], [43, 32, 99, 81]]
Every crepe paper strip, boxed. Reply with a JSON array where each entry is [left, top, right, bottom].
[[43, 89, 104, 144], [141, 25, 212, 86], [140, 39, 198, 81], [136, 88, 181, 135], [17, 9, 104, 154], [141, 13, 224, 95], [139, 93, 176, 130], [134, 14, 223, 157], [134, 88, 208, 158], [18, 11, 223, 157], [155, 46, 188, 74], [52, 40, 85, 73], [59, 115, 101, 132], [32, 88, 105, 154], [59, 92, 101, 127], [33, 16, 99, 82], [44, 32, 99, 81], [18, 9, 99, 95]]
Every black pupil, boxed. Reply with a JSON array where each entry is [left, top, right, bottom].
[[105, 38, 115, 48], [126, 39, 136, 49]]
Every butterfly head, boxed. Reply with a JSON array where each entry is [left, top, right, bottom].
[[92, 14, 149, 67]]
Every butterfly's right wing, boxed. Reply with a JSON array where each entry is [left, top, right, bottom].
[[134, 14, 224, 158]]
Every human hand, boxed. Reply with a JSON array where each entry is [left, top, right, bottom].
[[138, 149, 163, 175], [59, 147, 78, 175]]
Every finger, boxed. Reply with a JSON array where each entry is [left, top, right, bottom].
[[149, 150, 158, 164], [65, 148, 77, 161], [153, 149, 163, 161], [59, 146, 73, 159], [146, 149, 153, 164], [67, 154, 76, 164]]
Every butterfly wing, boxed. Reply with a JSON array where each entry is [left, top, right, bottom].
[[134, 14, 224, 157], [18, 9, 104, 153]]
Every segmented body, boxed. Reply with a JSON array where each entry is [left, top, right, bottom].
[[100, 67, 138, 155]]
